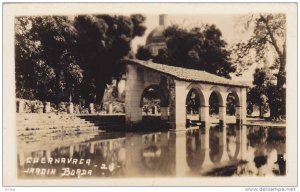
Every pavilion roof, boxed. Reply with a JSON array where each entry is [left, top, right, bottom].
[[126, 59, 250, 88]]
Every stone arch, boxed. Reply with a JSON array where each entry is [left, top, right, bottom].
[[226, 88, 241, 106], [209, 86, 224, 107], [186, 129, 204, 171], [227, 138, 241, 161], [140, 84, 168, 108], [226, 88, 242, 124], [185, 83, 207, 127], [209, 125, 230, 165], [209, 86, 227, 125], [186, 83, 206, 106], [209, 126, 222, 163], [226, 125, 241, 161], [211, 147, 227, 165]]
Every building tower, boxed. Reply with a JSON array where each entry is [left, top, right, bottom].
[[145, 14, 168, 56]]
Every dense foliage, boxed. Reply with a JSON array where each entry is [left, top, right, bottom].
[[15, 14, 146, 104], [247, 68, 270, 118], [232, 14, 286, 119], [136, 24, 236, 79]]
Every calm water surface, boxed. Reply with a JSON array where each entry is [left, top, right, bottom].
[[17, 124, 286, 178]]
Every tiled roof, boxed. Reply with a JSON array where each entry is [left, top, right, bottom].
[[126, 59, 249, 87]]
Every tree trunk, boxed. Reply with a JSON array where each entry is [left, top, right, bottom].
[[277, 55, 286, 89], [55, 68, 63, 105], [95, 83, 106, 104], [275, 44, 286, 117]]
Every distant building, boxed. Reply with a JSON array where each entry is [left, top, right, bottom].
[[145, 14, 168, 56]]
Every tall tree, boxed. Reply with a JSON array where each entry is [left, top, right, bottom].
[[74, 14, 146, 103], [136, 45, 152, 60], [232, 14, 286, 118], [15, 16, 42, 100], [15, 16, 82, 102], [247, 68, 269, 118], [136, 24, 236, 113], [15, 14, 146, 104], [137, 24, 236, 79]]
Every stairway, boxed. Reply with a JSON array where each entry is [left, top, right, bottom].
[[16, 113, 102, 137], [78, 115, 125, 130]]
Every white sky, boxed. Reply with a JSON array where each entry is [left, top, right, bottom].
[[131, 14, 257, 82]]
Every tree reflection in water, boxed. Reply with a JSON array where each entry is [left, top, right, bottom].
[[17, 125, 286, 178]]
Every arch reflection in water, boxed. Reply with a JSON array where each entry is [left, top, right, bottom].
[[17, 124, 285, 178], [227, 124, 241, 161], [185, 124, 243, 175], [186, 129, 203, 171], [209, 124, 236, 165]]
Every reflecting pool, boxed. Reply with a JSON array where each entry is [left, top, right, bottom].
[[17, 124, 286, 178]]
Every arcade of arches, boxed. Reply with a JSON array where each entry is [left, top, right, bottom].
[[125, 59, 249, 130]]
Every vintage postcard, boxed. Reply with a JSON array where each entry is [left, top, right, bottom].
[[2, 2, 297, 187]]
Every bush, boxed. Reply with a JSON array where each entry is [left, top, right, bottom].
[[57, 102, 68, 113], [114, 102, 125, 113], [94, 104, 103, 113]]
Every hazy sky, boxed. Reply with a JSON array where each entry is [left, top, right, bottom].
[[132, 14, 241, 51], [131, 14, 257, 82]]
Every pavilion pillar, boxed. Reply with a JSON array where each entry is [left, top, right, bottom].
[[199, 106, 209, 126], [199, 90, 211, 126], [168, 131, 189, 176], [235, 106, 242, 124], [175, 131, 188, 176], [219, 92, 228, 126], [218, 125, 229, 163], [200, 124, 214, 167], [124, 133, 144, 177], [219, 106, 227, 125], [240, 88, 247, 124], [174, 81, 188, 130], [218, 125, 227, 147], [240, 125, 248, 161], [234, 127, 242, 160], [125, 65, 144, 125]]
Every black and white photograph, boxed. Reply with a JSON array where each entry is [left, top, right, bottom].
[[2, 2, 298, 188]]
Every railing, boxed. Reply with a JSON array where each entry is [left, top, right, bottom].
[[16, 98, 125, 115]]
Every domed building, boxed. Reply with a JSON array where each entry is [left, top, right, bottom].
[[145, 14, 168, 56]]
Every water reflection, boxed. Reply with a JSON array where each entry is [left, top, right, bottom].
[[237, 126, 286, 176], [17, 124, 286, 178]]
